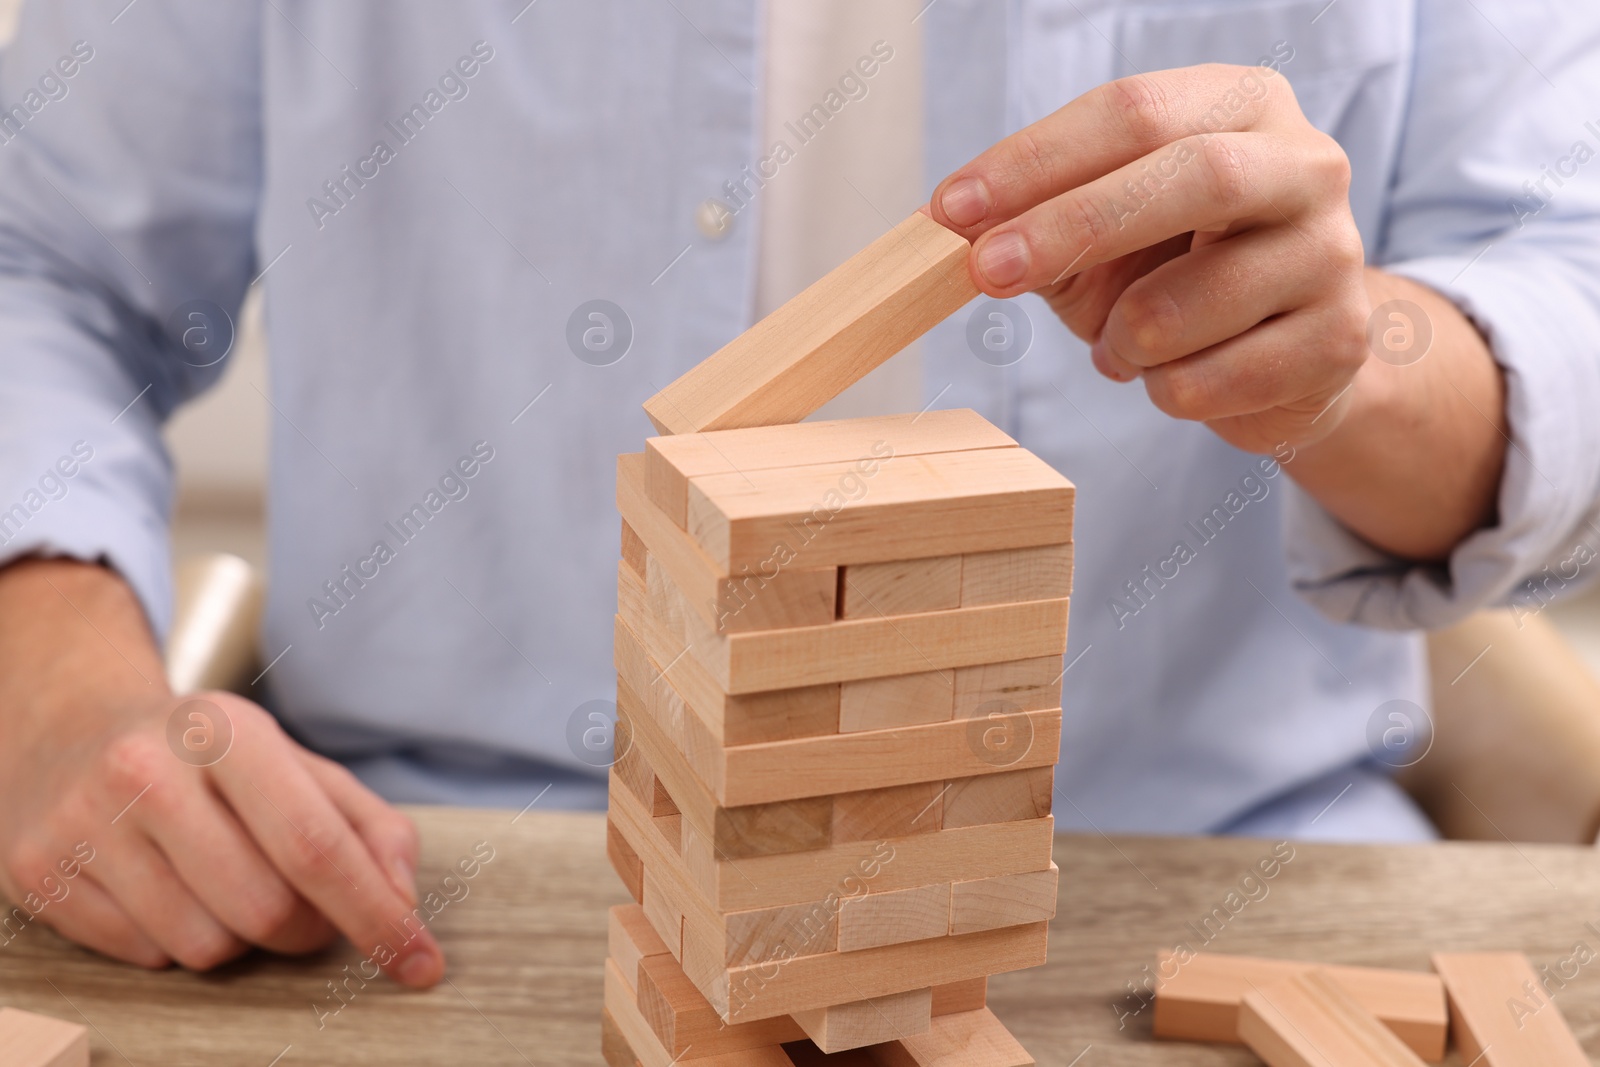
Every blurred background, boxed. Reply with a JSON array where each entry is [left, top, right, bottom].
[[3, 0, 1599, 671]]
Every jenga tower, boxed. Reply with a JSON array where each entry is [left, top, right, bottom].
[[601, 214, 1072, 1065]]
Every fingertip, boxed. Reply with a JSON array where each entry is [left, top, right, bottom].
[[391, 932, 444, 989], [937, 175, 992, 230]]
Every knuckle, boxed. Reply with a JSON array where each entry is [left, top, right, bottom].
[[1310, 132, 1352, 193], [1115, 282, 1186, 361], [1101, 75, 1177, 149], [235, 887, 300, 944], [1199, 136, 1255, 215], [1001, 127, 1055, 188], [100, 734, 168, 795], [1146, 364, 1217, 421], [280, 818, 346, 880], [1055, 194, 1115, 255]]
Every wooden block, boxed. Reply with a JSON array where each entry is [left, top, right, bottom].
[[621, 519, 647, 578], [949, 864, 1058, 935], [838, 883, 951, 952], [638, 954, 808, 1057], [609, 904, 671, 989], [0, 1008, 88, 1067], [960, 543, 1073, 607], [931, 978, 988, 1015], [1153, 952, 1447, 1061], [600, 1007, 637, 1067], [652, 812, 682, 853], [619, 675, 834, 858], [943, 767, 1054, 829], [1432, 952, 1589, 1067], [840, 557, 963, 619], [953, 657, 1062, 718], [650, 779, 678, 818], [688, 447, 1075, 575], [607, 818, 644, 904], [643, 212, 977, 435], [875, 1007, 1035, 1067], [619, 453, 836, 634], [688, 813, 1056, 914], [722, 922, 1049, 1023], [1240, 969, 1428, 1067], [839, 670, 954, 732], [713, 708, 1061, 807], [703, 596, 1072, 694], [615, 610, 838, 747], [839, 669, 954, 732], [725, 900, 840, 968], [645, 409, 1015, 527], [641, 869, 684, 961], [832, 781, 946, 843], [793, 988, 933, 1053], [604, 960, 794, 1067]]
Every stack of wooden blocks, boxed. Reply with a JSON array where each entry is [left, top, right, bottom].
[[603, 407, 1073, 1065]]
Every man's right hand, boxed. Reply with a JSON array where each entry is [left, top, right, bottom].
[[0, 558, 444, 987]]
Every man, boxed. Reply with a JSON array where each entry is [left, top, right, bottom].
[[1, 0, 1596, 990]]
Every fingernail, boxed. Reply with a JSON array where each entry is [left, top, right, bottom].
[[976, 232, 1030, 288], [389, 857, 417, 906], [940, 177, 991, 227], [395, 941, 442, 987]]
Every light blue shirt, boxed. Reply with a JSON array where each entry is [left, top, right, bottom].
[[3, 0, 1598, 839]]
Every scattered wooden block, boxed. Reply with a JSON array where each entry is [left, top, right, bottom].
[[794, 988, 933, 1053], [1432, 952, 1589, 1067], [840, 557, 963, 619], [949, 864, 1058, 935], [953, 658, 1062, 718], [645, 409, 1015, 527], [875, 1007, 1035, 1067], [960, 544, 1073, 607], [943, 767, 1054, 829], [839, 883, 952, 952], [0, 1008, 88, 1067], [839, 670, 954, 733], [1153, 952, 1447, 1060], [642, 212, 978, 435], [620, 454, 837, 634], [606, 818, 644, 904], [621, 519, 647, 578], [1240, 969, 1427, 1067], [687, 447, 1075, 575], [832, 781, 946, 843], [609, 904, 672, 989]]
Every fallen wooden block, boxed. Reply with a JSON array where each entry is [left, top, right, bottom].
[[645, 409, 1014, 528], [1153, 951, 1447, 1061], [1431, 952, 1590, 1067], [0, 1007, 88, 1067], [1239, 969, 1427, 1067], [643, 212, 977, 435]]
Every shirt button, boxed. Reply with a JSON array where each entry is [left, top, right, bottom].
[[695, 198, 734, 241]]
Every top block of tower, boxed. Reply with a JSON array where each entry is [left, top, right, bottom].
[[643, 212, 979, 436]]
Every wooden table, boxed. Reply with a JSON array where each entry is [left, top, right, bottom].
[[4, 807, 1600, 1065]]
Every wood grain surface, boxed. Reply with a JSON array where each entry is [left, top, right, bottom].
[[4, 807, 1600, 1065]]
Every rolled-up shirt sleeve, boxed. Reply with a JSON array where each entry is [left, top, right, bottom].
[[0, 1, 260, 636], [1288, 0, 1600, 630]]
